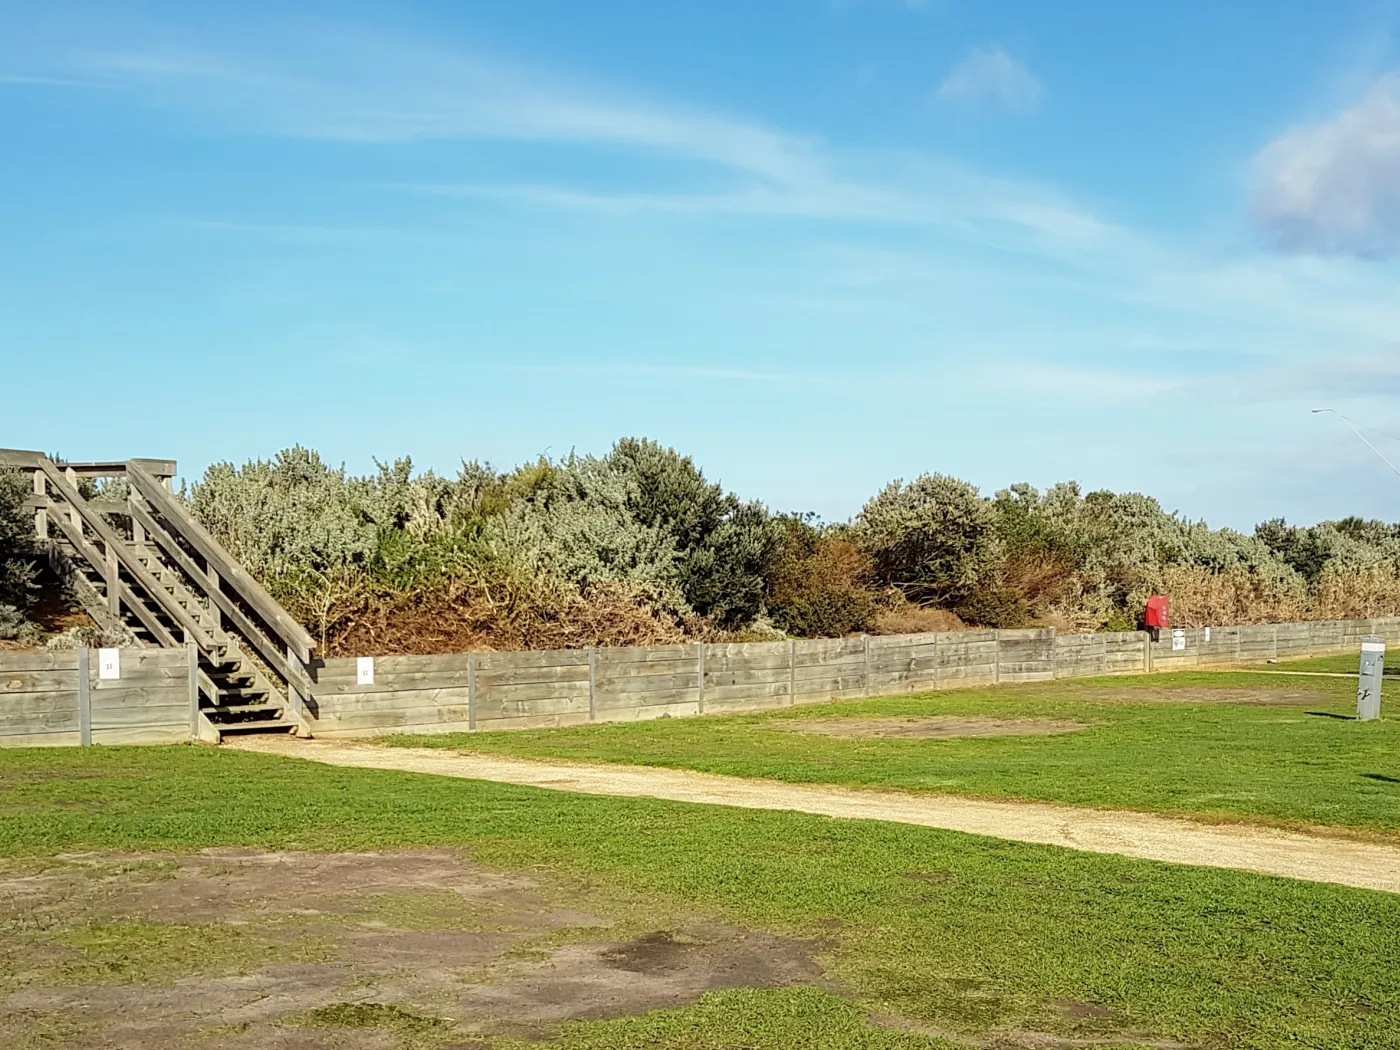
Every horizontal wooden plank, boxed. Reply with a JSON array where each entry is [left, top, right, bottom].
[[91, 705, 188, 730], [0, 729, 84, 748], [475, 650, 591, 671], [318, 687, 472, 714], [0, 709, 81, 732], [316, 705, 473, 731], [704, 667, 790, 689], [483, 682, 591, 705], [594, 644, 696, 664], [472, 711, 595, 733], [0, 693, 80, 717], [91, 725, 191, 746], [1, 673, 79, 695], [595, 701, 700, 725], [701, 681, 792, 704], [89, 687, 187, 709], [595, 671, 700, 695], [597, 686, 701, 710], [706, 652, 792, 673], [0, 651, 81, 672], [477, 695, 590, 720]]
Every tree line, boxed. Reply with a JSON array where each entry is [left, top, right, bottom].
[[4, 441, 1400, 652]]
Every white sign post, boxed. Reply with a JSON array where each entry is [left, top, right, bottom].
[[98, 648, 121, 680], [356, 656, 375, 686]]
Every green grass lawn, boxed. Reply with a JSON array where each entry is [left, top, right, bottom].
[[389, 670, 1400, 837], [1, 745, 1399, 1049]]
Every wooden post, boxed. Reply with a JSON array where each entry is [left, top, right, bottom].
[[994, 630, 1002, 685], [863, 634, 872, 697], [1144, 632, 1152, 674], [64, 467, 80, 529], [285, 644, 307, 721], [696, 643, 706, 715], [105, 545, 120, 617], [77, 647, 92, 746], [933, 632, 941, 691], [32, 471, 47, 540], [467, 653, 477, 730], [187, 642, 199, 739], [1272, 624, 1279, 661], [587, 647, 597, 721], [788, 639, 797, 705]]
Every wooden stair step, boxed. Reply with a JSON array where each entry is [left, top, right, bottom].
[[207, 703, 282, 715], [215, 720, 296, 735]]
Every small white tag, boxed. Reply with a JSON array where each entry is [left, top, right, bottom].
[[1203, 627, 1211, 642], [98, 648, 121, 680], [356, 656, 375, 686]]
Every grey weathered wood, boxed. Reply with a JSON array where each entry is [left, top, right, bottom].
[[32, 470, 47, 540], [696, 643, 705, 714], [187, 642, 199, 740], [77, 647, 92, 746], [0, 450, 176, 479], [126, 463, 315, 664], [788, 639, 797, 705], [588, 646, 597, 721], [37, 467, 215, 651], [105, 544, 120, 616], [468, 652, 478, 730]]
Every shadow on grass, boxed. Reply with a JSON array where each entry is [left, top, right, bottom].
[[1361, 773, 1400, 785], [1306, 711, 1356, 721]]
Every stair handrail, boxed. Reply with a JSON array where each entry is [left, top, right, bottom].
[[125, 463, 317, 667], [35, 458, 217, 652]]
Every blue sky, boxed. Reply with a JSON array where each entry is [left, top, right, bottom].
[[4, 1, 1400, 528]]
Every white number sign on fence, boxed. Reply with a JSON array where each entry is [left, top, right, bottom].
[[98, 648, 121, 680], [356, 656, 375, 686], [1171, 629, 1186, 652]]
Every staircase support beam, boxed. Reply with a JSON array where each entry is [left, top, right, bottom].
[[35, 463, 217, 652], [127, 464, 315, 665]]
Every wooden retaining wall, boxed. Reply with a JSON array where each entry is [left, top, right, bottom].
[[304, 618, 1400, 739], [6, 616, 1400, 746], [0, 647, 194, 748], [1146, 617, 1400, 671]]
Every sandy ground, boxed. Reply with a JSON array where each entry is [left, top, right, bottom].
[[0, 848, 821, 1049], [235, 736, 1400, 896]]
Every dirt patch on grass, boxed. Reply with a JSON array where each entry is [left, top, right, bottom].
[[0, 849, 823, 1049], [769, 715, 1092, 740]]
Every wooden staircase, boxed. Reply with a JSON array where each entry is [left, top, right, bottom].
[[2, 450, 319, 742]]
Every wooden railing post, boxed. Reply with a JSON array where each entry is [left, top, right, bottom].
[[696, 643, 706, 714], [468, 653, 478, 730], [32, 471, 47, 541], [105, 545, 120, 617], [587, 647, 597, 721], [187, 642, 200, 740], [285, 644, 308, 723], [788, 639, 797, 705], [77, 647, 92, 746]]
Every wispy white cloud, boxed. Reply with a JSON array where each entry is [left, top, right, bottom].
[[509, 363, 787, 383], [1254, 73, 1400, 257], [936, 46, 1043, 114], [17, 16, 1400, 396], [0, 71, 107, 88]]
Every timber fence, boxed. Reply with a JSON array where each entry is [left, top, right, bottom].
[[4, 617, 1400, 746]]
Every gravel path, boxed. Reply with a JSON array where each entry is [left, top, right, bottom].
[[233, 736, 1400, 895]]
